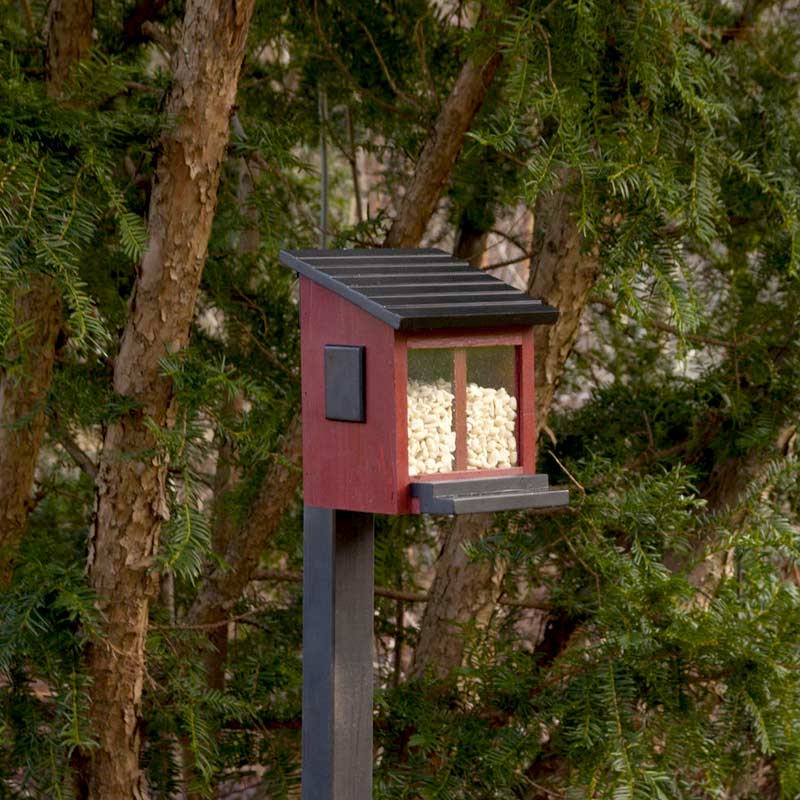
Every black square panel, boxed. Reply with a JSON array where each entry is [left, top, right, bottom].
[[324, 345, 366, 422]]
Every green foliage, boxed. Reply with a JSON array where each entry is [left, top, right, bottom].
[[374, 462, 800, 799], [1, 0, 800, 797], [0, 46, 160, 357]]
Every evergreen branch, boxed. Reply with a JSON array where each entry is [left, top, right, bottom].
[[608, 662, 636, 795], [591, 296, 745, 348], [307, 1, 417, 120], [344, 7, 424, 112]]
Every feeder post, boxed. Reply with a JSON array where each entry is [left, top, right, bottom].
[[302, 506, 374, 800]]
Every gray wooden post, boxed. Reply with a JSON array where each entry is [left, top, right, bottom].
[[302, 506, 374, 800]]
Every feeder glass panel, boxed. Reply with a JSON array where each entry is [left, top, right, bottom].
[[466, 346, 518, 470], [407, 348, 455, 476]]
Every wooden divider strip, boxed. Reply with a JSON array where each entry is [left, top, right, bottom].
[[453, 348, 468, 471]]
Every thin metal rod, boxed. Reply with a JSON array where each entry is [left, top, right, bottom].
[[345, 105, 364, 224], [318, 87, 329, 248]]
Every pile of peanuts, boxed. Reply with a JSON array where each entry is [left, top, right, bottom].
[[466, 384, 517, 469], [407, 379, 456, 476], [407, 380, 518, 475]]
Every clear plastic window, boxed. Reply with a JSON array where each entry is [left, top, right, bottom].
[[407, 344, 519, 475], [466, 346, 518, 470], [407, 348, 455, 476]]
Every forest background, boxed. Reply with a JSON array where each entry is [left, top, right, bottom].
[[1, 0, 800, 798]]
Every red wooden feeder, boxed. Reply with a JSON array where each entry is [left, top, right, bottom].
[[282, 247, 568, 800], [279, 247, 568, 516]]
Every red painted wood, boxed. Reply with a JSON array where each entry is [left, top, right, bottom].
[[299, 283, 538, 514], [453, 348, 467, 471], [394, 335, 410, 513], [514, 345, 522, 468], [300, 278, 402, 513], [518, 327, 536, 474], [405, 328, 524, 349], [413, 467, 525, 481]]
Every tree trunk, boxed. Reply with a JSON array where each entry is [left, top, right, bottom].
[[454, 216, 490, 268], [410, 513, 500, 679], [0, 279, 62, 582], [411, 171, 600, 679], [528, 168, 601, 433], [44, 0, 93, 97], [0, 0, 93, 583], [384, 49, 502, 248], [83, 2, 254, 796]]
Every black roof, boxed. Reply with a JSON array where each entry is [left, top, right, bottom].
[[278, 248, 559, 331]]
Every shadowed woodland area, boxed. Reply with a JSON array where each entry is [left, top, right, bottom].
[[1, 0, 800, 797]]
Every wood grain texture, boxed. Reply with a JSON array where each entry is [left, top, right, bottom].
[[411, 467, 524, 482], [302, 508, 335, 799], [405, 328, 525, 349], [302, 311, 536, 512], [394, 335, 409, 496], [332, 511, 374, 799]]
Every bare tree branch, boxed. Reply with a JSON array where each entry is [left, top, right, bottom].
[[384, 44, 503, 248], [590, 296, 749, 349], [56, 431, 98, 481]]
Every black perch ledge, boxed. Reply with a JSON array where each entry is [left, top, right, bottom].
[[411, 474, 569, 514]]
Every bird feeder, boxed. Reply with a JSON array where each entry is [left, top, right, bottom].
[[278, 247, 567, 800], [279, 246, 568, 516]]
